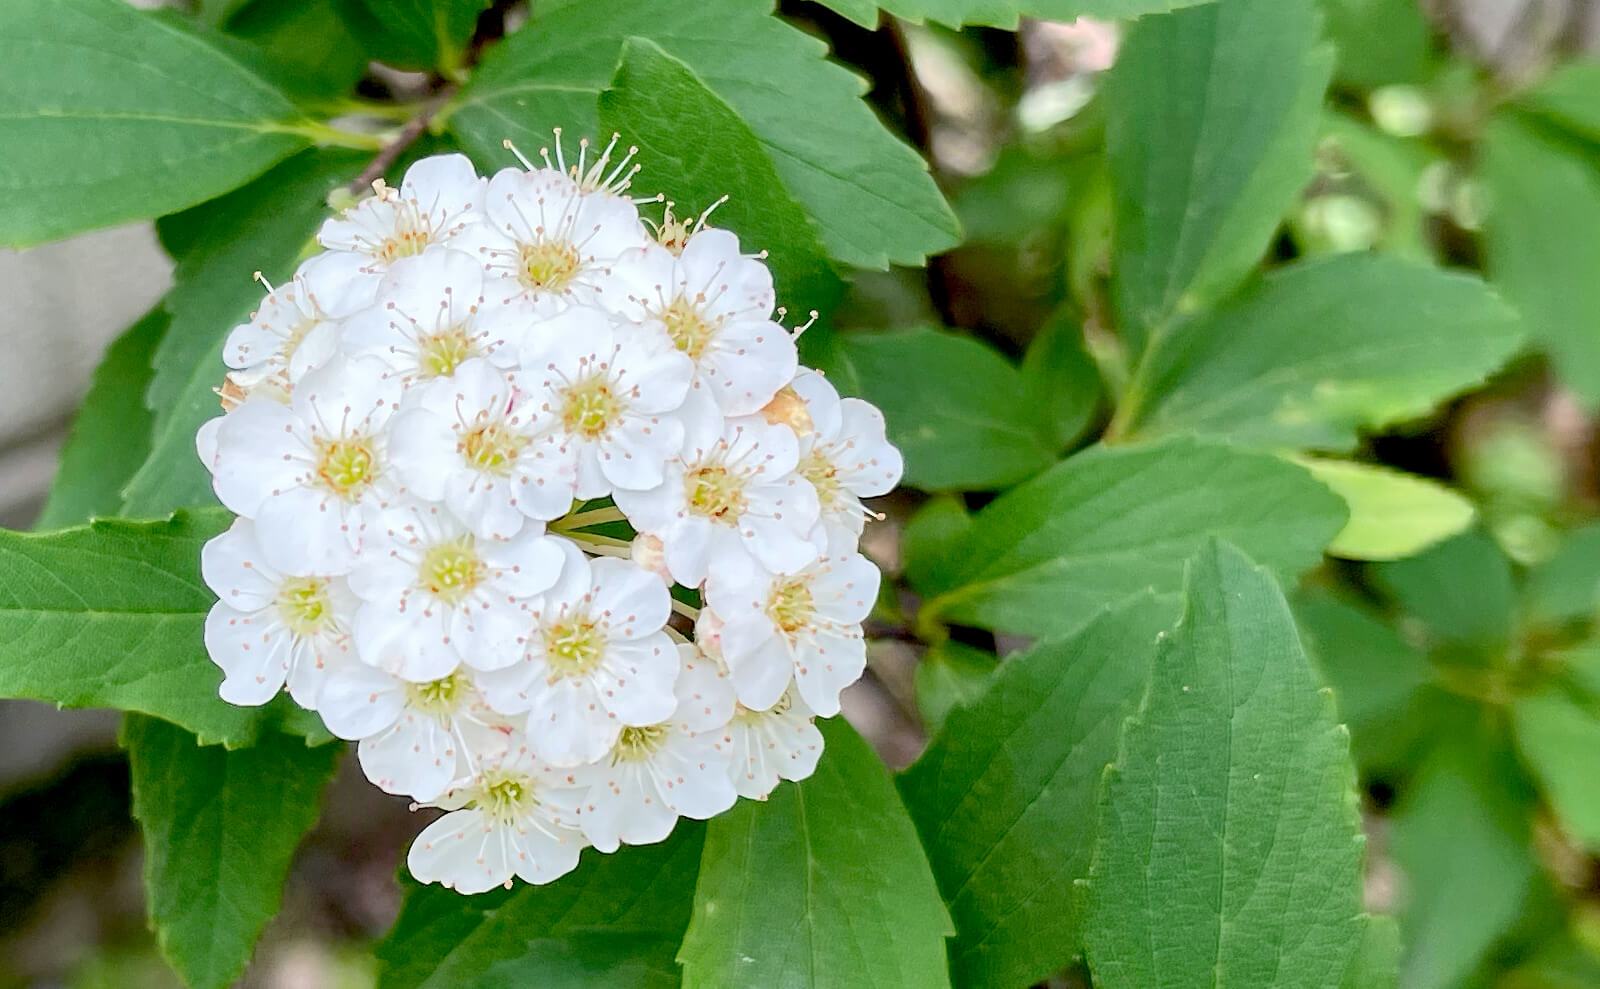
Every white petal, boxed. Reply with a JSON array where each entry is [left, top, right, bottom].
[[408, 809, 512, 894]]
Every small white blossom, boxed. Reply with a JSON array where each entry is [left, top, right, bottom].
[[201, 518, 356, 707], [319, 154, 485, 278], [223, 253, 370, 402], [721, 685, 824, 800], [789, 370, 904, 539]]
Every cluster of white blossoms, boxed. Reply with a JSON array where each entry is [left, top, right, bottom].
[[194, 139, 902, 894]]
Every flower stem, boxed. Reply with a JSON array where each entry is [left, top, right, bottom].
[[551, 506, 627, 531], [670, 598, 700, 621]]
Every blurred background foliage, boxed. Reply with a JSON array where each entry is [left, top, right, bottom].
[[10, 0, 1600, 986]]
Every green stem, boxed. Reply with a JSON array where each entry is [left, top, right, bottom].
[[671, 598, 701, 621], [552, 506, 627, 531], [564, 528, 632, 551], [274, 120, 388, 151]]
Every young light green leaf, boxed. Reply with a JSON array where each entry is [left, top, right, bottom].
[[349, 0, 491, 73], [440, 0, 958, 269], [822, 328, 1059, 491], [814, 0, 1211, 29], [123, 714, 340, 989], [377, 826, 705, 989], [1390, 731, 1547, 989], [121, 150, 364, 517], [1298, 458, 1477, 561], [597, 37, 844, 318], [678, 718, 953, 988], [1130, 254, 1523, 450], [1481, 113, 1600, 408], [900, 593, 1175, 989], [34, 306, 168, 530], [0, 0, 313, 246], [916, 438, 1346, 637], [913, 639, 998, 736], [1084, 542, 1369, 989], [0, 511, 315, 747], [1105, 0, 1332, 354]]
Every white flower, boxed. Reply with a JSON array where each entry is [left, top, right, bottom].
[[704, 546, 879, 715], [517, 308, 707, 498], [789, 370, 903, 539], [461, 166, 647, 310], [613, 415, 820, 586], [721, 685, 824, 800], [318, 662, 504, 802], [609, 229, 795, 415], [407, 735, 589, 894], [223, 253, 371, 402], [201, 517, 356, 707], [210, 355, 403, 575], [319, 154, 485, 277], [341, 247, 524, 384], [387, 358, 562, 539], [476, 539, 680, 767], [349, 503, 564, 681], [575, 646, 737, 851]]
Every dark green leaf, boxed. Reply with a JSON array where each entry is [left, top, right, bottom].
[[900, 594, 1174, 988], [0, 511, 317, 746], [678, 718, 953, 988], [1321, 0, 1434, 90], [377, 826, 704, 989], [916, 438, 1346, 637], [1517, 59, 1600, 146], [597, 37, 844, 320], [0, 0, 311, 246], [121, 149, 364, 517], [350, 0, 490, 74], [912, 639, 998, 737], [824, 328, 1058, 491], [35, 306, 168, 530], [1020, 310, 1102, 451], [1513, 647, 1600, 851], [1481, 112, 1600, 408], [219, 0, 377, 100], [1371, 529, 1515, 652], [1105, 0, 1333, 354], [1131, 254, 1523, 450], [816, 0, 1212, 30], [1525, 524, 1600, 628], [902, 495, 972, 597], [441, 0, 958, 269], [124, 714, 340, 989], [1084, 542, 1369, 989]]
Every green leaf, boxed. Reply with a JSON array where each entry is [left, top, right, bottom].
[[379, 826, 704, 989], [1083, 542, 1369, 989], [1517, 59, 1600, 146], [1130, 254, 1524, 450], [1342, 915, 1401, 989], [123, 714, 340, 989], [1105, 0, 1333, 354], [1020, 310, 1102, 451], [1390, 728, 1546, 989], [0, 0, 312, 246], [816, 0, 1212, 30], [1298, 458, 1477, 561], [1371, 530, 1515, 652], [218, 0, 377, 100], [1515, 682, 1600, 850], [678, 718, 953, 988], [823, 328, 1058, 491], [596, 37, 844, 319], [1315, 112, 1435, 263], [350, 0, 490, 73], [900, 593, 1175, 989], [902, 495, 973, 598], [440, 0, 958, 269], [1294, 587, 1438, 773], [1525, 524, 1600, 628], [0, 510, 316, 746], [1481, 112, 1600, 408], [913, 639, 997, 736], [1321, 0, 1434, 90], [121, 149, 363, 517], [916, 437, 1346, 637], [34, 306, 169, 530]]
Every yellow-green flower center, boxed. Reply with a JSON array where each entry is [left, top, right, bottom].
[[799, 449, 842, 509], [316, 436, 378, 500], [613, 724, 671, 762], [518, 240, 581, 295], [461, 422, 527, 475], [377, 209, 431, 264], [418, 538, 486, 606], [686, 466, 745, 521], [661, 296, 715, 360], [477, 770, 539, 824], [276, 577, 333, 636], [543, 616, 605, 677], [560, 375, 623, 438], [418, 327, 476, 378], [406, 673, 467, 716], [767, 579, 815, 636]]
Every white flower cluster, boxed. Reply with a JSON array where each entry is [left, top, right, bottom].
[[195, 141, 903, 894]]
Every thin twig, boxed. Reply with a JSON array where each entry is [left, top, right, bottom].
[[349, 88, 456, 194]]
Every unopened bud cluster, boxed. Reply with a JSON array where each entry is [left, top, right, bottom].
[[195, 141, 901, 894]]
